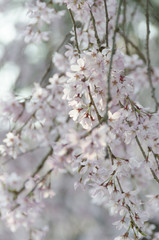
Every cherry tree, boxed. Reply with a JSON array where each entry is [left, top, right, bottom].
[[0, 0, 159, 239]]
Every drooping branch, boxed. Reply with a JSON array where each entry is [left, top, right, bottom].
[[123, 0, 129, 55], [105, 0, 123, 123], [69, 9, 80, 55], [135, 135, 159, 184], [90, 8, 101, 50], [145, 0, 159, 112], [118, 29, 146, 63], [40, 33, 70, 87], [88, 86, 102, 122], [103, 0, 109, 48], [26, 168, 54, 198], [15, 147, 53, 197], [135, 136, 147, 159]]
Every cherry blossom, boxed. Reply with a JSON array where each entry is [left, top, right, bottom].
[[1, 0, 159, 239]]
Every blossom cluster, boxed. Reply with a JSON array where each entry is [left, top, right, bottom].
[[1, 0, 159, 239], [24, 0, 65, 43]]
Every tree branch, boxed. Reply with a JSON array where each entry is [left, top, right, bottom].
[[88, 86, 102, 122], [90, 8, 101, 50], [103, 0, 109, 48], [118, 29, 146, 63], [15, 148, 53, 197], [135, 136, 159, 184], [145, 0, 159, 112], [69, 9, 80, 55], [105, 0, 123, 123], [123, 0, 129, 55]]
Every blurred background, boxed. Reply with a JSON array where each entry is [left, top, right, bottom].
[[0, 0, 159, 239]]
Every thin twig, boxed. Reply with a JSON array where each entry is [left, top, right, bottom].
[[116, 176, 124, 193], [107, 145, 114, 165], [80, 114, 107, 139], [150, 168, 159, 184], [15, 148, 53, 196], [40, 61, 52, 86], [149, 1, 159, 23], [105, 0, 123, 122], [135, 136, 147, 159], [16, 110, 36, 134], [56, 33, 71, 52], [104, 0, 123, 159], [40, 33, 70, 86], [146, 0, 159, 112], [123, 0, 129, 54], [133, 0, 159, 24], [26, 168, 53, 197], [90, 8, 101, 50], [69, 9, 80, 55], [2, 146, 45, 165], [11, 166, 54, 211], [117, 177, 146, 236], [88, 86, 102, 122], [126, 204, 147, 237], [31, 148, 53, 178], [127, 3, 138, 35], [135, 136, 159, 184], [148, 147, 159, 170], [118, 29, 146, 63], [103, 0, 109, 48]]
